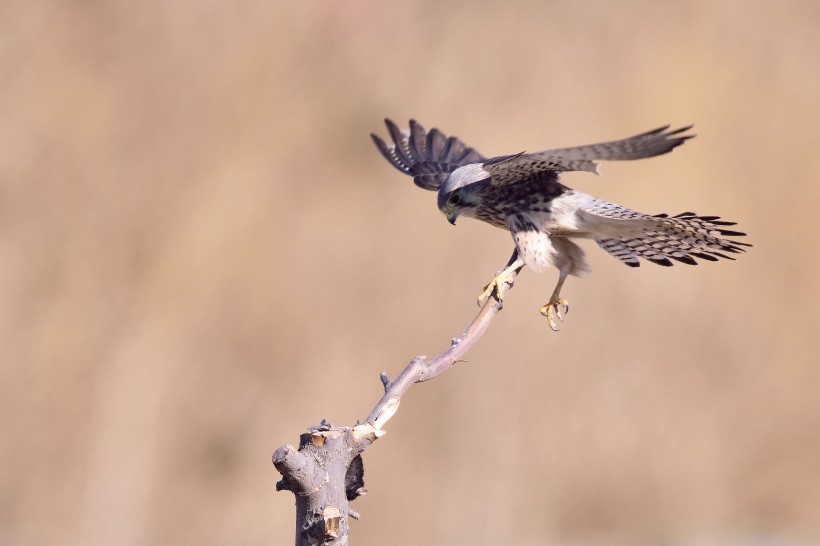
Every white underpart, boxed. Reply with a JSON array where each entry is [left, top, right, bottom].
[[550, 191, 657, 238], [508, 191, 629, 276], [512, 228, 555, 272], [544, 192, 588, 234], [511, 216, 590, 276], [508, 190, 664, 276]]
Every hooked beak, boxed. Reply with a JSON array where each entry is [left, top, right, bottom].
[[446, 210, 458, 225]]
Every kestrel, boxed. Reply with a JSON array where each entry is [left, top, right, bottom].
[[371, 119, 750, 330]]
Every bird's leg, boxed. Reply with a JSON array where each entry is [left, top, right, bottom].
[[477, 251, 524, 307], [539, 263, 571, 331]]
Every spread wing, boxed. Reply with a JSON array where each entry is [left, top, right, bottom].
[[484, 125, 695, 186], [371, 119, 486, 191]]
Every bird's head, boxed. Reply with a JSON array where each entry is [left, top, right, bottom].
[[437, 164, 490, 225]]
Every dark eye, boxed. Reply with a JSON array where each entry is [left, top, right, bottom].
[[448, 193, 461, 206]]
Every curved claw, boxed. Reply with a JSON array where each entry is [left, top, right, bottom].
[[476, 271, 516, 307], [476, 282, 497, 307], [539, 298, 569, 331]]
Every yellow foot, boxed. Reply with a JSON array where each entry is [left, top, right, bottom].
[[539, 298, 569, 331], [477, 270, 517, 307]]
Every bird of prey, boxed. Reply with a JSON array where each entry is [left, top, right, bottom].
[[371, 119, 750, 330]]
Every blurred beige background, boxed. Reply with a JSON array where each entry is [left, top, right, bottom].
[[2, 1, 819, 545]]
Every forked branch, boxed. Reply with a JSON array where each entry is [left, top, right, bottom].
[[273, 251, 522, 546]]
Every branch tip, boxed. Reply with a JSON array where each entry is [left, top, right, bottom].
[[272, 444, 296, 465]]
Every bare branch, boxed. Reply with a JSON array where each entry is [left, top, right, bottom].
[[364, 250, 521, 428], [273, 250, 522, 545]]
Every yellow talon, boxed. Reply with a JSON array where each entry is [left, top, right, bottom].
[[539, 298, 569, 331], [477, 270, 517, 307]]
